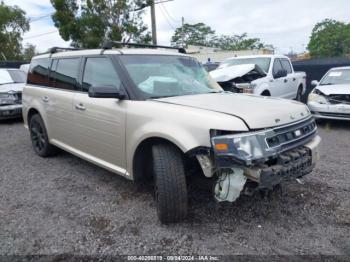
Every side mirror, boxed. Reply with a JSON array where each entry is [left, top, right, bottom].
[[274, 69, 288, 79], [88, 85, 126, 99], [311, 80, 319, 87]]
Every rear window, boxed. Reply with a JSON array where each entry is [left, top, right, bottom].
[[50, 58, 80, 90], [28, 58, 50, 86]]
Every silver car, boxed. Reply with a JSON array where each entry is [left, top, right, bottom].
[[23, 45, 321, 223], [0, 68, 26, 120], [308, 67, 350, 121]]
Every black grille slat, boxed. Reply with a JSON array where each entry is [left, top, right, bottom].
[[266, 117, 317, 149]]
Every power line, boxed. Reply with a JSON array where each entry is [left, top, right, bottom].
[[28, 12, 54, 22], [159, 3, 176, 30], [160, 3, 180, 23], [23, 30, 58, 40]]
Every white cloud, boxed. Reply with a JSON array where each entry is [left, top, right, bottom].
[[4, 0, 350, 54]]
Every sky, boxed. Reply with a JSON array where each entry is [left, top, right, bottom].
[[4, 0, 350, 54]]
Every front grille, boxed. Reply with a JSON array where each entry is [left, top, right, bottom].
[[266, 117, 317, 151], [318, 112, 350, 119], [260, 146, 313, 188], [328, 94, 350, 104]]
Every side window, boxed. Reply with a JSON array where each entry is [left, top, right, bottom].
[[49, 59, 58, 88], [51, 58, 80, 90], [82, 57, 121, 92], [280, 59, 292, 74], [272, 59, 283, 77], [27, 58, 50, 86]]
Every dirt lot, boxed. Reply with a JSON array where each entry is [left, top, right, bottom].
[[0, 119, 349, 257]]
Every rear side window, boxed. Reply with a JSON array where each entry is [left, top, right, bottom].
[[50, 58, 80, 90], [82, 57, 121, 92], [280, 59, 292, 74], [272, 59, 283, 77], [27, 58, 50, 86]]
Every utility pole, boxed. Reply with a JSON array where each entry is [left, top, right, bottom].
[[150, 0, 157, 45]]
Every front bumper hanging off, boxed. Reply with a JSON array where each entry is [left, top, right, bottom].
[[215, 135, 321, 189]]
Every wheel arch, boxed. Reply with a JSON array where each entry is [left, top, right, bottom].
[[132, 136, 186, 183], [261, 90, 271, 96]]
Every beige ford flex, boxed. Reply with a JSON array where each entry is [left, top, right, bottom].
[[23, 43, 321, 223]]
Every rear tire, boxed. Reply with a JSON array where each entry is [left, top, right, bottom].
[[152, 143, 188, 224], [29, 114, 57, 157]]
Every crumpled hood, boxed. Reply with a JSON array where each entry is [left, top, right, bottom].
[[154, 93, 310, 129], [316, 84, 350, 95], [209, 64, 265, 82], [0, 83, 25, 93]]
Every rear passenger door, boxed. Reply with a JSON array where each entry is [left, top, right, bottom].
[[46, 57, 81, 146], [72, 56, 127, 174]]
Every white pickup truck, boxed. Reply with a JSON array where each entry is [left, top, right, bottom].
[[210, 55, 306, 100]]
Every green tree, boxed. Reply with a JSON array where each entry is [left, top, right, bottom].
[[171, 23, 216, 47], [22, 44, 37, 61], [211, 33, 265, 50], [170, 22, 266, 50], [51, 0, 151, 48], [0, 1, 29, 60], [308, 19, 350, 57]]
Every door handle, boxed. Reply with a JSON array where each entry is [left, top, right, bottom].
[[75, 103, 86, 111], [293, 78, 296, 81], [284, 79, 288, 83], [42, 96, 49, 103]]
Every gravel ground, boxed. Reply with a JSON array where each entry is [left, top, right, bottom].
[[0, 119, 349, 257]]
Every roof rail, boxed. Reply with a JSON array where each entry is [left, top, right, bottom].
[[49, 47, 82, 54], [101, 41, 186, 54]]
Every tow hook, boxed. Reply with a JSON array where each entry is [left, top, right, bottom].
[[214, 168, 247, 202]]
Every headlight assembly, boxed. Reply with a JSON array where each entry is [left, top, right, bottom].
[[0, 92, 17, 105], [308, 89, 328, 104], [211, 116, 317, 166], [212, 129, 275, 165]]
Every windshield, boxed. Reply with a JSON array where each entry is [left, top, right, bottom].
[[120, 55, 222, 99], [0, 70, 14, 85], [219, 57, 271, 73], [320, 69, 350, 86], [7, 69, 26, 83]]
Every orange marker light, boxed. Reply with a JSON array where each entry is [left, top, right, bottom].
[[215, 143, 228, 151]]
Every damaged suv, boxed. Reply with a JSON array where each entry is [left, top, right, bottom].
[[23, 43, 321, 223]]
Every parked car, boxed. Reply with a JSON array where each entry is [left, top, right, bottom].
[[210, 55, 306, 100], [23, 44, 321, 223], [0, 68, 26, 120], [308, 66, 350, 121]]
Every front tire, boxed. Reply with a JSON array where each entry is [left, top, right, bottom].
[[29, 114, 57, 157], [152, 143, 188, 224]]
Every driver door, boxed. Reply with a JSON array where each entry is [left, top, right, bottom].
[[270, 58, 289, 98], [71, 56, 127, 174]]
